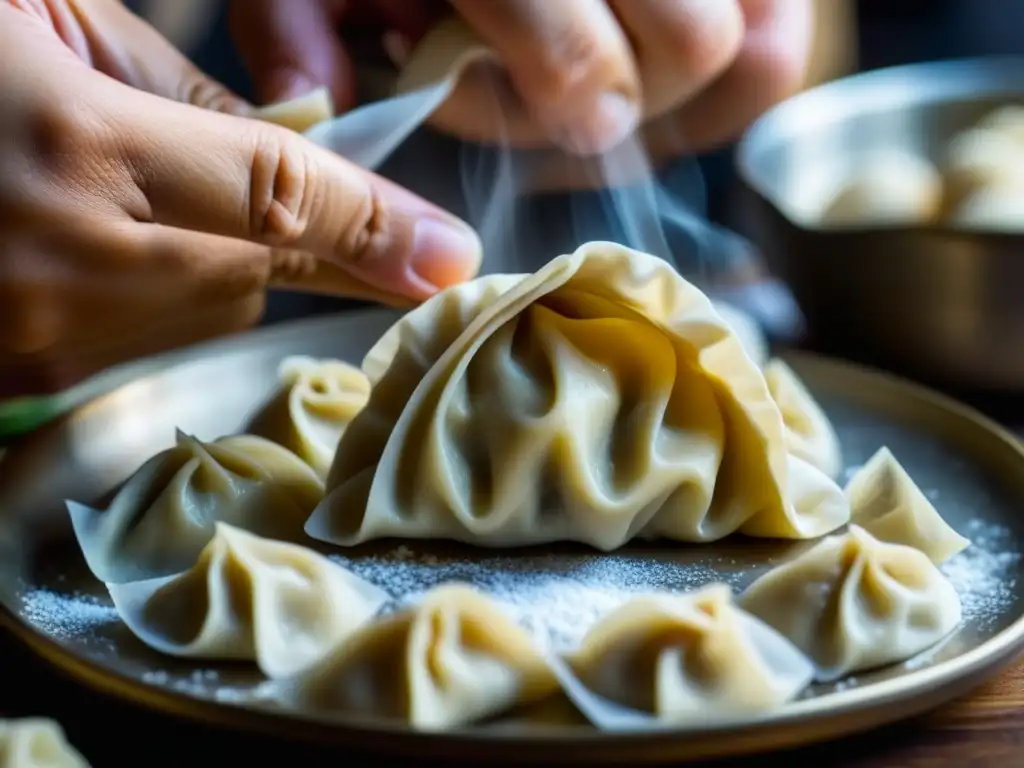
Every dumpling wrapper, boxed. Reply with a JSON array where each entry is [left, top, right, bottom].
[[254, 87, 334, 133], [108, 523, 387, 679], [277, 583, 558, 731], [309, 242, 848, 551], [69, 431, 324, 584], [943, 127, 1024, 205], [557, 584, 813, 729], [740, 525, 963, 682], [250, 356, 371, 478], [764, 358, 843, 480], [819, 151, 943, 228], [0, 718, 89, 768], [845, 447, 970, 564], [947, 182, 1024, 233], [711, 301, 768, 368]]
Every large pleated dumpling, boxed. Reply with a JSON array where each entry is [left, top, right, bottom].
[[561, 584, 813, 726], [307, 242, 848, 551], [249, 355, 371, 478], [108, 524, 388, 679], [0, 719, 89, 768], [739, 525, 963, 681], [278, 583, 559, 730], [68, 431, 324, 584]]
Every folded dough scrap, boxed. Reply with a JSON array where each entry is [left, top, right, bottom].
[[276, 583, 559, 731], [552, 584, 813, 730], [68, 431, 324, 585], [107, 523, 387, 679], [764, 358, 844, 481], [739, 525, 963, 682], [253, 87, 334, 134], [308, 242, 849, 552], [0, 718, 90, 768], [248, 356, 371, 479], [844, 447, 971, 564]]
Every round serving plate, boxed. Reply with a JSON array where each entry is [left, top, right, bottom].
[[1, 309, 1023, 765]]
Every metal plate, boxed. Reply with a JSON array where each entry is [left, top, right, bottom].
[[1, 309, 1023, 765]]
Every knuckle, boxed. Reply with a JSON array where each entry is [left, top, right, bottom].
[[533, 27, 628, 102], [247, 127, 314, 246], [0, 264, 64, 356], [335, 182, 391, 266], [179, 73, 247, 115], [663, 1, 745, 80]]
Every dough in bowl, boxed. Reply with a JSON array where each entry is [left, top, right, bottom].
[[307, 242, 849, 551]]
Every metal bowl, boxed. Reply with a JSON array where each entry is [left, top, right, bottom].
[[735, 57, 1024, 391]]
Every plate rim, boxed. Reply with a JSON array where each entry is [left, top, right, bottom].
[[2, 313, 1024, 763]]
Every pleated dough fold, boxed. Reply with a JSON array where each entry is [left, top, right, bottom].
[[279, 584, 558, 730], [564, 584, 813, 725], [250, 356, 371, 478], [108, 523, 387, 679], [845, 447, 970, 564], [309, 242, 848, 551], [740, 525, 963, 681], [69, 431, 324, 584]]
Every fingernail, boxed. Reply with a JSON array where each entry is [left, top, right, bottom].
[[558, 92, 640, 156], [410, 218, 483, 290]]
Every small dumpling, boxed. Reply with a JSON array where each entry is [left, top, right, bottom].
[[560, 584, 813, 727], [943, 128, 1024, 206], [278, 584, 558, 730], [0, 719, 89, 768], [108, 523, 387, 679], [946, 183, 1024, 233], [254, 87, 334, 133], [250, 356, 371, 478], [309, 242, 848, 552], [739, 525, 962, 681], [976, 104, 1024, 143], [710, 301, 768, 368], [764, 359, 843, 480], [819, 151, 943, 228], [845, 447, 970, 564], [68, 431, 324, 584]]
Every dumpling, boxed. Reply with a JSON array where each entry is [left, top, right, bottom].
[[108, 523, 387, 679], [976, 104, 1024, 143], [277, 584, 559, 730], [308, 242, 848, 551], [68, 431, 324, 584], [819, 151, 943, 228], [249, 356, 371, 478], [764, 358, 843, 480], [947, 183, 1024, 233], [739, 525, 962, 681], [560, 584, 813, 727], [943, 127, 1024, 204], [254, 87, 334, 133], [710, 301, 768, 368], [845, 447, 970, 564], [0, 719, 89, 768]]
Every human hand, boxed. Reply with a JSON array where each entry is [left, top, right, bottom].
[[230, 0, 813, 157], [0, 0, 481, 399]]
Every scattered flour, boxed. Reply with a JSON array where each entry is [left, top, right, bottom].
[[941, 519, 1021, 631], [19, 589, 120, 641], [330, 547, 727, 652]]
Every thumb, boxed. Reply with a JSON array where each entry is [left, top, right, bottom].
[[109, 87, 482, 301]]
